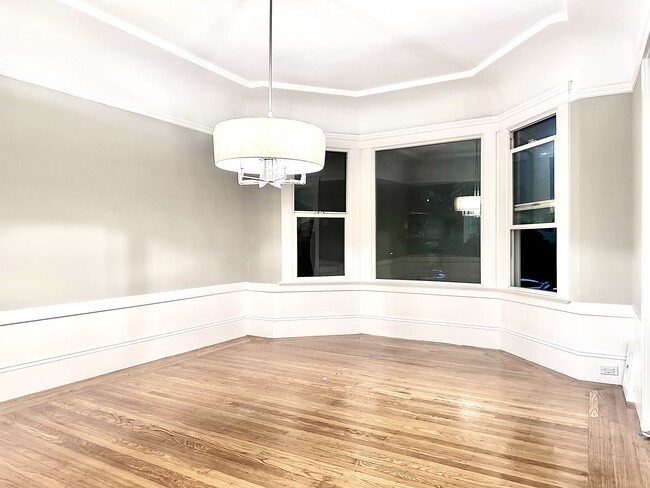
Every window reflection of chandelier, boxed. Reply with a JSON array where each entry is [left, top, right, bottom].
[[454, 194, 481, 217], [454, 139, 481, 217]]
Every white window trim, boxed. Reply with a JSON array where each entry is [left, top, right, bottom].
[[367, 126, 498, 287], [279, 87, 570, 293], [499, 104, 570, 299], [281, 147, 355, 283]]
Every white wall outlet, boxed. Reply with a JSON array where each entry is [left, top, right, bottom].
[[600, 366, 619, 376]]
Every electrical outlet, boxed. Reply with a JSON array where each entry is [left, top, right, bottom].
[[600, 366, 619, 376]]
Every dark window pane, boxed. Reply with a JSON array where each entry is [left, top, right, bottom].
[[376, 139, 481, 284], [513, 207, 555, 225], [297, 217, 344, 277], [512, 229, 557, 292], [295, 151, 346, 212], [512, 116, 556, 148], [513, 141, 555, 206]]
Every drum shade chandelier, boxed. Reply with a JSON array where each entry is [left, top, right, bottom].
[[213, 0, 326, 188]]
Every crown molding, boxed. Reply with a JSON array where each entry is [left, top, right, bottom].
[[0, 63, 213, 135], [0, 62, 636, 143], [324, 82, 570, 144], [569, 82, 635, 102], [54, 0, 251, 88]]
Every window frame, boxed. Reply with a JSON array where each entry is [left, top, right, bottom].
[[502, 106, 569, 298], [368, 129, 496, 288], [282, 149, 351, 282]]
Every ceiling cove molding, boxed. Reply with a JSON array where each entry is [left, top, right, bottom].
[[352, 116, 499, 143], [631, 11, 650, 89], [638, 2, 650, 59], [54, 0, 567, 98], [0, 61, 589, 142], [569, 82, 635, 102], [353, 82, 571, 143], [54, 0, 251, 88], [497, 82, 570, 130], [0, 63, 214, 135]]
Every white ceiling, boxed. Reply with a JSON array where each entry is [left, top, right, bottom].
[[53, 0, 569, 95], [0, 0, 649, 134]]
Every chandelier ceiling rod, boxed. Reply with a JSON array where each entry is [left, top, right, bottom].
[[267, 0, 273, 119]]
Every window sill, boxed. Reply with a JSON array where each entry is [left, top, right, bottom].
[[502, 286, 570, 304], [279, 277, 353, 286]]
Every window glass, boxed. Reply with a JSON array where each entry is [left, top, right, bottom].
[[297, 217, 345, 277], [512, 116, 556, 148], [513, 141, 555, 206], [295, 151, 346, 212], [376, 139, 481, 283], [512, 229, 557, 292]]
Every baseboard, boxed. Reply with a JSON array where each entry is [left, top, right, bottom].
[[248, 315, 360, 338], [359, 315, 501, 349], [357, 314, 627, 384]]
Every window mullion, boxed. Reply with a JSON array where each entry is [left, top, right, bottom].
[[295, 211, 346, 218], [511, 134, 556, 153]]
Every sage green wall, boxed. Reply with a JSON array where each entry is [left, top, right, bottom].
[[570, 94, 634, 304], [633, 81, 643, 316], [246, 186, 282, 283], [0, 76, 247, 310]]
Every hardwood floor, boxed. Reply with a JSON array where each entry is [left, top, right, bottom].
[[1, 335, 648, 487]]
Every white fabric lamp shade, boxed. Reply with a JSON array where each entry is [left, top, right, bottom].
[[213, 117, 326, 174]]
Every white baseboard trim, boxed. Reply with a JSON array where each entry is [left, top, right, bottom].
[[358, 315, 501, 349], [0, 318, 247, 403], [0, 283, 249, 403], [247, 314, 360, 339], [0, 317, 246, 375], [356, 314, 626, 384], [0, 282, 637, 402]]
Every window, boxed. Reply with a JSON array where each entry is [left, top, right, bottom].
[[375, 139, 481, 283], [511, 115, 557, 292], [294, 151, 346, 277]]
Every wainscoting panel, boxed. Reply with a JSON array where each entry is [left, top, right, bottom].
[[0, 282, 638, 402], [0, 284, 248, 402]]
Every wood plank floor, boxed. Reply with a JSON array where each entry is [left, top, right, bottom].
[[1, 335, 649, 487]]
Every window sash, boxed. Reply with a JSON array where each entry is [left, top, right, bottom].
[[514, 199, 555, 212]]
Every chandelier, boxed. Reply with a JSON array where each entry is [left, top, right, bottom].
[[213, 0, 326, 188]]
